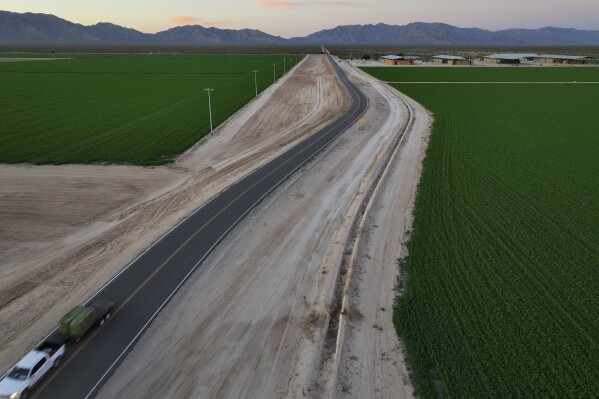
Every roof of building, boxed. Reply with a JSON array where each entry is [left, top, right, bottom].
[[432, 55, 466, 60], [381, 55, 404, 60], [536, 54, 588, 60], [485, 53, 538, 60]]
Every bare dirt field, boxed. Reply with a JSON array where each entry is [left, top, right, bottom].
[[330, 66, 432, 399], [0, 54, 349, 371], [97, 59, 428, 398], [1, 53, 431, 398]]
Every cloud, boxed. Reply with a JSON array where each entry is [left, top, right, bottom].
[[314, 1, 364, 5], [170, 16, 201, 24], [203, 20, 238, 28], [262, 1, 299, 9], [261, 1, 363, 9], [169, 16, 237, 28]]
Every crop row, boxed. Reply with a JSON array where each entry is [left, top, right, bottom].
[[360, 72, 599, 398], [0, 54, 304, 164], [0, 53, 303, 76], [361, 66, 599, 82]]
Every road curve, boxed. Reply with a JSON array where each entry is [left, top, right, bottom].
[[30, 49, 367, 399]]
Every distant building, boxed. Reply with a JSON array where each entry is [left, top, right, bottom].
[[381, 55, 402, 65], [536, 55, 588, 65], [483, 54, 537, 65], [381, 55, 414, 65], [432, 55, 472, 65]]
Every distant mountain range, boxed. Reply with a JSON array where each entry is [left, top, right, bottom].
[[2, 11, 599, 46], [294, 23, 599, 45], [0, 11, 287, 45]]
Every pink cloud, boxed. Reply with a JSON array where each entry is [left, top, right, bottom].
[[203, 20, 238, 28], [314, 1, 363, 6], [261, 1, 363, 9], [262, 1, 300, 9], [170, 16, 201, 24], [169, 16, 237, 28]]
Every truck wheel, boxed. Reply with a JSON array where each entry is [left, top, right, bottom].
[[105, 312, 111, 320], [99, 317, 105, 326], [53, 356, 62, 368]]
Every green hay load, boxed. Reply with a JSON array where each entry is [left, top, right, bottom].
[[58, 306, 96, 338]]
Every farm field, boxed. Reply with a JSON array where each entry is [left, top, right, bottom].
[[361, 67, 599, 397], [362, 65, 599, 82], [0, 53, 302, 164]]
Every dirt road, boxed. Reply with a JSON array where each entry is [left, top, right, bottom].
[[329, 66, 432, 399], [2, 54, 432, 398], [0, 54, 348, 371], [97, 59, 428, 398]]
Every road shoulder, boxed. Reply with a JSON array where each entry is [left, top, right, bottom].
[[330, 64, 432, 398]]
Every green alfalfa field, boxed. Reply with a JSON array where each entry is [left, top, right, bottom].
[[0, 53, 302, 165], [361, 65, 599, 82], [361, 67, 599, 398]]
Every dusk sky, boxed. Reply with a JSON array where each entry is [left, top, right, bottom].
[[3, 0, 599, 37]]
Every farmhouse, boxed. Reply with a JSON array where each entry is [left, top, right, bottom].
[[381, 55, 414, 65], [432, 55, 472, 65], [536, 54, 588, 64], [483, 53, 537, 65]]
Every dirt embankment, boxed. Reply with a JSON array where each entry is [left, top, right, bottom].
[[1, 55, 432, 398], [0, 54, 349, 371], [96, 58, 424, 399], [329, 65, 432, 399]]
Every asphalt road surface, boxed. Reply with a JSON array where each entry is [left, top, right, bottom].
[[29, 49, 367, 399]]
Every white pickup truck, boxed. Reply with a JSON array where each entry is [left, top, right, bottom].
[[0, 340, 65, 399]]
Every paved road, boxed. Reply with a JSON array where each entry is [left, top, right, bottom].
[[30, 50, 367, 399]]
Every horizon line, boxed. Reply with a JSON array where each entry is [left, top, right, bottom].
[[2, 10, 599, 38]]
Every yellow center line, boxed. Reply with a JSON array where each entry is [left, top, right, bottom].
[[31, 106, 360, 398]]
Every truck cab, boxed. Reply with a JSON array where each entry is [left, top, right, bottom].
[[0, 342, 65, 399]]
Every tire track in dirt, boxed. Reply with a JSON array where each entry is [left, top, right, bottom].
[[328, 64, 433, 399], [95, 55, 408, 399], [0, 55, 349, 373]]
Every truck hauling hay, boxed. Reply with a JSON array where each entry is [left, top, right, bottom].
[[58, 300, 115, 339]]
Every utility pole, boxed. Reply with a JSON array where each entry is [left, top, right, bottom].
[[273, 64, 276, 83], [204, 88, 214, 133], [252, 70, 259, 97]]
